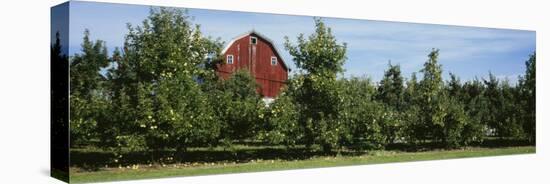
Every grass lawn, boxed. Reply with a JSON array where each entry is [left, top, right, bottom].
[[70, 146, 534, 183]]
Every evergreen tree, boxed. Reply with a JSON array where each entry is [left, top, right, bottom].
[[404, 72, 419, 107], [69, 30, 110, 146], [518, 53, 536, 143], [499, 79, 523, 138], [442, 73, 469, 147], [461, 78, 488, 145], [483, 73, 501, 137], [481, 73, 523, 139], [402, 73, 422, 143], [446, 73, 462, 99], [417, 49, 446, 143], [377, 62, 405, 110], [51, 31, 70, 172], [441, 97, 467, 147], [376, 62, 405, 144]]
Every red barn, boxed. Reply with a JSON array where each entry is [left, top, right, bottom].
[[217, 30, 290, 99]]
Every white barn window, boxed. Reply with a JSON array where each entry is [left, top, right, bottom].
[[227, 55, 234, 64], [271, 56, 277, 65], [250, 36, 257, 45]]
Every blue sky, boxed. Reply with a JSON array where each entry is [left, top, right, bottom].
[[59, 1, 536, 84]]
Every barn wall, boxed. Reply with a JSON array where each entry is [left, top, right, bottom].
[[217, 33, 288, 98]]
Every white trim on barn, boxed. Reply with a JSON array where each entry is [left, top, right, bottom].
[[250, 36, 258, 45], [271, 56, 277, 65], [221, 30, 289, 71], [262, 97, 275, 107], [226, 54, 234, 64]]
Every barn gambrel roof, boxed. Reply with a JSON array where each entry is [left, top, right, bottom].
[[221, 30, 289, 71]]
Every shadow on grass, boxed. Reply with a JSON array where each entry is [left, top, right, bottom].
[[385, 138, 532, 152], [71, 146, 338, 171], [70, 138, 533, 171]]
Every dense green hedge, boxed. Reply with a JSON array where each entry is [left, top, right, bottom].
[[63, 8, 536, 161]]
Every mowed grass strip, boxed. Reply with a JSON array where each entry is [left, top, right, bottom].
[[70, 146, 534, 183]]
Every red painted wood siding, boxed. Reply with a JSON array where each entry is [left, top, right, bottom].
[[217, 33, 288, 98]]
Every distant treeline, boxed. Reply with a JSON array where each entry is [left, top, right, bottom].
[[58, 8, 535, 162]]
